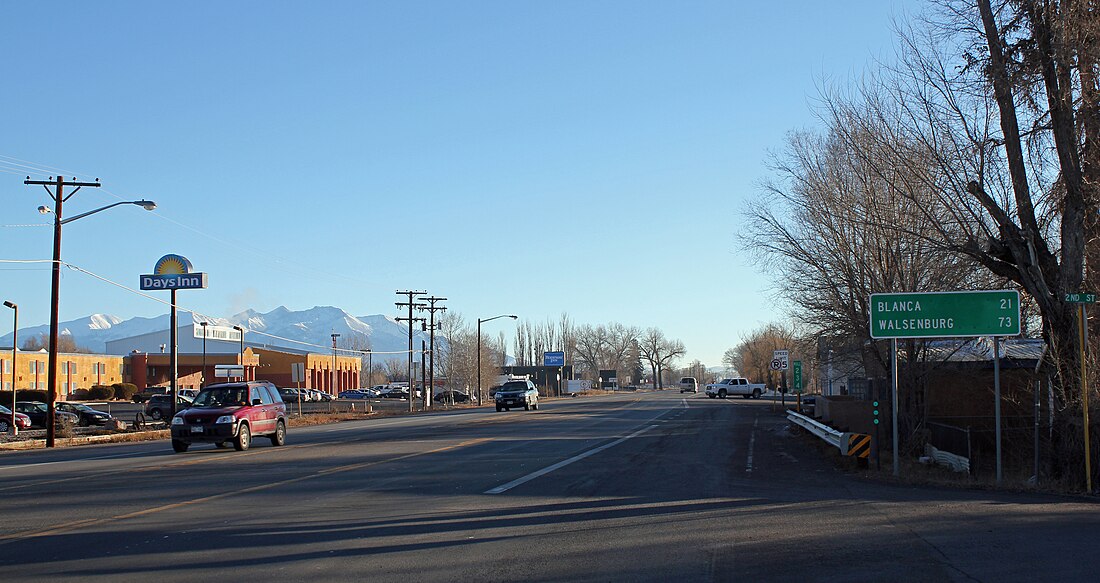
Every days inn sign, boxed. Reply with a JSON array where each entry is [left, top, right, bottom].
[[869, 290, 1020, 339], [140, 254, 208, 291]]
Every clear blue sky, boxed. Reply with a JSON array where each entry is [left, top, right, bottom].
[[1, 0, 916, 366]]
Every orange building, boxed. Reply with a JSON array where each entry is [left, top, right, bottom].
[[251, 347, 360, 394], [0, 350, 125, 398]]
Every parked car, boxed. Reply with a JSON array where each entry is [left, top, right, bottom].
[[170, 381, 287, 452], [434, 390, 471, 404], [133, 386, 170, 403], [380, 387, 409, 399], [278, 387, 305, 402], [14, 401, 79, 429], [0, 405, 32, 433], [312, 389, 334, 402], [678, 377, 698, 393], [495, 380, 539, 412], [56, 402, 113, 426], [179, 389, 199, 400], [338, 389, 369, 399], [144, 394, 193, 421]]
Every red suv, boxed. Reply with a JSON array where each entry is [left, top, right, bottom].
[[170, 381, 287, 453]]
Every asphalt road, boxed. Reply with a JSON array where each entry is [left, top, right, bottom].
[[0, 391, 1096, 582]]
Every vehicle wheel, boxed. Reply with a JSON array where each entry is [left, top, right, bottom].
[[524, 403, 530, 411], [172, 439, 189, 453], [752, 389, 762, 399], [0, 420, 10, 433], [719, 389, 727, 399], [214, 441, 228, 448], [79, 417, 90, 427], [741, 394, 750, 399], [150, 409, 163, 420], [234, 423, 251, 451], [269, 420, 286, 446], [496, 405, 503, 412]]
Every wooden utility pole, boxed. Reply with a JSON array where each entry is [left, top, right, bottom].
[[24, 176, 100, 448], [420, 296, 447, 407], [395, 290, 426, 413]]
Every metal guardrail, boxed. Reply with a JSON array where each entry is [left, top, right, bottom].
[[786, 409, 845, 452]]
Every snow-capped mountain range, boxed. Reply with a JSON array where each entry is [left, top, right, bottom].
[[0, 305, 436, 358]]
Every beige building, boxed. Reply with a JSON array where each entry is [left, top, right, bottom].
[[1, 350, 125, 397]]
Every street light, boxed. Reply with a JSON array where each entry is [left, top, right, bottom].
[[26, 173, 157, 447], [331, 333, 340, 395], [477, 314, 517, 404], [3, 301, 16, 436], [200, 322, 208, 388], [232, 326, 244, 380]]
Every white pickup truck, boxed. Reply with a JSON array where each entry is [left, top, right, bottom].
[[705, 378, 766, 399]]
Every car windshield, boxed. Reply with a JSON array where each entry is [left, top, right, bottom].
[[501, 382, 529, 392], [193, 387, 249, 407], [68, 403, 96, 412]]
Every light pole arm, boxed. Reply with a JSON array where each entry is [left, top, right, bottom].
[[60, 200, 156, 225]]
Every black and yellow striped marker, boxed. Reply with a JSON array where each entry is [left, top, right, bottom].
[[846, 433, 871, 458]]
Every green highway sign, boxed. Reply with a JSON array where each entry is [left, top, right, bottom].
[[792, 360, 802, 394], [869, 290, 1020, 339], [1065, 293, 1096, 304]]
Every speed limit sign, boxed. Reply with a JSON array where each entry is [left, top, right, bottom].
[[772, 350, 789, 371]]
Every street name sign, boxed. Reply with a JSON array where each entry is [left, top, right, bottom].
[[1065, 292, 1097, 304], [792, 360, 803, 394], [869, 290, 1020, 339]]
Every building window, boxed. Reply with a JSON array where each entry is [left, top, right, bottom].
[[30, 362, 37, 374], [69, 362, 77, 375], [61, 362, 68, 374]]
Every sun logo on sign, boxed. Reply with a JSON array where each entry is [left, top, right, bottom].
[[153, 254, 193, 275]]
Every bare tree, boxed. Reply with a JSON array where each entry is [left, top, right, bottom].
[[21, 332, 90, 354], [637, 328, 686, 389]]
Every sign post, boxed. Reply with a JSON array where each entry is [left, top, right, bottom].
[[140, 254, 208, 420], [792, 360, 803, 413], [1066, 292, 1095, 493], [869, 290, 1020, 480]]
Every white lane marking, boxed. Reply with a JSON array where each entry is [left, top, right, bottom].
[[746, 417, 758, 473], [484, 424, 657, 494], [681, 398, 688, 409]]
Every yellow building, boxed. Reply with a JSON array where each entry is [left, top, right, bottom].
[[1, 350, 125, 398]]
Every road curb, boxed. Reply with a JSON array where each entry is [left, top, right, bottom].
[[0, 430, 169, 451]]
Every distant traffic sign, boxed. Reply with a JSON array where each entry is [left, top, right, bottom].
[[869, 290, 1020, 339], [543, 351, 565, 367], [792, 361, 802, 394]]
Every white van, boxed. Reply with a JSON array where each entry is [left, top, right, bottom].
[[679, 377, 698, 393]]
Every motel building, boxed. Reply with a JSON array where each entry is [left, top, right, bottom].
[[0, 349, 125, 397]]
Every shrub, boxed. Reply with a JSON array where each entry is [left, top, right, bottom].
[[88, 385, 115, 400], [71, 388, 91, 400], [15, 389, 47, 402], [112, 383, 137, 401], [56, 416, 74, 438]]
